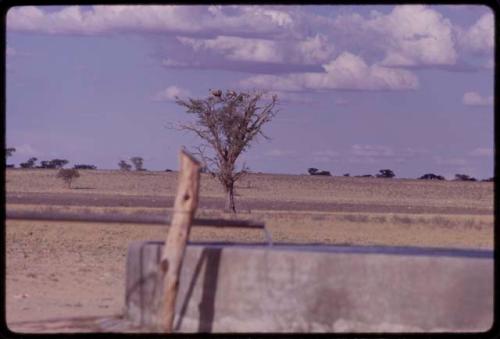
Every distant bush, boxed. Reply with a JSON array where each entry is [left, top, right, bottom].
[[419, 173, 445, 180], [308, 168, 319, 175], [57, 168, 80, 188], [6, 164, 14, 168], [118, 160, 132, 171], [130, 156, 144, 171], [355, 174, 373, 178], [308, 168, 331, 176], [482, 177, 494, 182], [73, 164, 97, 170], [38, 159, 69, 169], [20, 157, 37, 169], [165, 169, 173, 172], [454, 174, 477, 182], [343, 173, 350, 177], [376, 169, 395, 178]]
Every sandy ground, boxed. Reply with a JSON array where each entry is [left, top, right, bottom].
[[5, 169, 494, 333]]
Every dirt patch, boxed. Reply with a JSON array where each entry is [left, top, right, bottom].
[[5, 170, 494, 332]]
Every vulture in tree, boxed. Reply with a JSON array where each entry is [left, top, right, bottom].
[[211, 89, 222, 97]]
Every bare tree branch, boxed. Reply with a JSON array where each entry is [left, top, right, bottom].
[[174, 89, 279, 212]]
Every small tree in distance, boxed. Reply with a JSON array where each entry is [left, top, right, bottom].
[[130, 157, 144, 171], [455, 174, 477, 182], [74, 164, 97, 170], [419, 173, 445, 180], [118, 160, 132, 171], [376, 169, 395, 178], [175, 89, 279, 212], [57, 168, 80, 188], [20, 157, 37, 169]]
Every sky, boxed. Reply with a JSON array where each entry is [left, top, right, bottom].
[[5, 4, 495, 179]]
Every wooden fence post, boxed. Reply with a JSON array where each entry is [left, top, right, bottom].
[[159, 149, 201, 332]]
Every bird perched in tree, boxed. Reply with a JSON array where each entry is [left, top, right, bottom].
[[211, 89, 222, 97]]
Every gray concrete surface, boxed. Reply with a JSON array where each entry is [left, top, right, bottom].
[[125, 241, 493, 333]]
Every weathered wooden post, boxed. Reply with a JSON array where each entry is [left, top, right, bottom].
[[158, 149, 201, 332]]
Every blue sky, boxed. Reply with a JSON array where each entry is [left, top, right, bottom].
[[5, 5, 495, 179]]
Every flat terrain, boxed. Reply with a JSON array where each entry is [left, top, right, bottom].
[[5, 169, 494, 332]]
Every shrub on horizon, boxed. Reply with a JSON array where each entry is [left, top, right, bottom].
[[419, 173, 445, 180]]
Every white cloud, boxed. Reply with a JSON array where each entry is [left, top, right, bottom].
[[177, 34, 334, 65], [178, 36, 284, 63], [462, 91, 493, 106], [240, 52, 419, 91], [365, 5, 457, 67], [459, 12, 494, 54], [327, 5, 458, 68], [152, 85, 191, 102], [468, 147, 493, 157], [6, 5, 299, 37]]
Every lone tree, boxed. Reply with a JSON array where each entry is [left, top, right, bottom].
[[130, 156, 144, 171], [308, 167, 331, 176], [376, 169, 395, 178], [175, 89, 279, 212], [57, 168, 80, 188], [118, 160, 132, 171]]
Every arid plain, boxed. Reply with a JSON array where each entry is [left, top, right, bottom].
[[5, 169, 494, 331]]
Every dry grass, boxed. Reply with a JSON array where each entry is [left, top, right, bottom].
[[6, 169, 494, 210], [5, 168, 493, 329]]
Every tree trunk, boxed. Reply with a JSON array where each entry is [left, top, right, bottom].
[[225, 183, 236, 213]]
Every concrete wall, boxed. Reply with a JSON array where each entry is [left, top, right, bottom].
[[125, 241, 493, 333]]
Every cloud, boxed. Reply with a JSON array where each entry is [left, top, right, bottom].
[[468, 147, 493, 157], [6, 5, 299, 37], [152, 85, 191, 102], [7, 5, 493, 74], [240, 52, 419, 92], [177, 34, 335, 65], [462, 91, 493, 106], [328, 5, 457, 68], [178, 36, 284, 63], [366, 5, 457, 67], [458, 12, 494, 54]]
